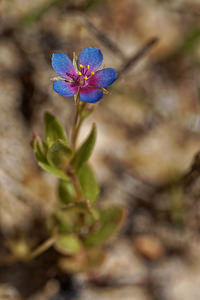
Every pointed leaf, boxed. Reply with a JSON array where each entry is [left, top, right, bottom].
[[73, 123, 96, 172], [47, 140, 72, 170], [31, 136, 48, 163], [44, 112, 69, 147], [78, 164, 99, 203], [38, 161, 69, 181], [83, 206, 125, 247], [58, 179, 75, 204]]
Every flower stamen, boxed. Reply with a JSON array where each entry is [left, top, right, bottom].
[[52, 47, 117, 102]]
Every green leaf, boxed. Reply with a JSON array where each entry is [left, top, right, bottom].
[[47, 140, 72, 170], [55, 234, 82, 255], [55, 209, 75, 233], [58, 248, 105, 273], [31, 136, 48, 163], [73, 123, 96, 172], [55, 203, 98, 234], [78, 164, 99, 203], [86, 248, 105, 269], [38, 161, 69, 181], [44, 112, 69, 148], [83, 206, 125, 247], [58, 179, 75, 204]]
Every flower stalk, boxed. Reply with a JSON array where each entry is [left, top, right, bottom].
[[27, 47, 124, 269]]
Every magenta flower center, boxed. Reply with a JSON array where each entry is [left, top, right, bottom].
[[66, 64, 95, 88]]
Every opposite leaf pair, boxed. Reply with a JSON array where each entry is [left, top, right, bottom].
[[31, 112, 125, 268], [32, 112, 98, 203]]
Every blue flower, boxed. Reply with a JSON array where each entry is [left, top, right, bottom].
[[52, 47, 117, 103]]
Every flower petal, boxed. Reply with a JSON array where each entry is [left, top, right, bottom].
[[80, 87, 103, 103], [52, 53, 76, 78], [78, 48, 103, 72], [53, 81, 78, 97], [88, 68, 117, 87]]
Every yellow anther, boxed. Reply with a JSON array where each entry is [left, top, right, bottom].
[[84, 76, 88, 80], [78, 71, 82, 75], [86, 65, 90, 69], [79, 64, 84, 69], [91, 71, 95, 75]]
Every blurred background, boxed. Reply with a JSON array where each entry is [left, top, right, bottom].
[[0, 0, 200, 299]]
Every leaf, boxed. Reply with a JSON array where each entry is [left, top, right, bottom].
[[58, 179, 75, 204], [78, 164, 99, 203], [44, 112, 69, 148], [83, 206, 125, 247], [55, 203, 98, 234], [86, 248, 105, 269], [38, 161, 69, 181], [73, 123, 96, 172], [31, 136, 48, 163], [58, 248, 106, 273], [55, 234, 82, 255], [47, 140, 72, 170], [55, 210, 75, 233]]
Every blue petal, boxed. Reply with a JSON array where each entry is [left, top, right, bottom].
[[80, 87, 103, 103], [53, 81, 78, 97], [78, 48, 103, 72], [52, 53, 76, 77], [89, 68, 117, 87]]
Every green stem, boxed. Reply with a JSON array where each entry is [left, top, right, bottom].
[[69, 171, 83, 202], [71, 99, 80, 149], [70, 93, 87, 201], [27, 236, 56, 260], [83, 199, 98, 220], [72, 118, 83, 149], [71, 100, 87, 150]]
